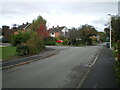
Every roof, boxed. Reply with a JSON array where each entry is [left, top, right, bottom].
[[50, 26, 65, 33], [17, 23, 31, 30]]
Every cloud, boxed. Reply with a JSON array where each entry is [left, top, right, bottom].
[[1, 0, 120, 2], [0, 2, 118, 32]]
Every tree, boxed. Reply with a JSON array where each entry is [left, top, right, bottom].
[[98, 32, 107, 42], [104, 28, 110, 41], [2, 25, 10, 36], [12, 24, 18, 29], [30, 15, 47, 31], [67, 28, 79, 45], [111, 16, 120, 42], [37, 24, 50, 39], [78, 24, 98, 45], [2, 25, 13, 42], [30, 15, 49, 39], [111, 15, 120, 84]]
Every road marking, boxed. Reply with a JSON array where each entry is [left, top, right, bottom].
[[88, 46, 103, 68], [76, 68, 91, 89], [77, 46, 103, 88]]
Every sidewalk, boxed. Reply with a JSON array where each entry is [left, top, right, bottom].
[[80, 46, 119, 88]]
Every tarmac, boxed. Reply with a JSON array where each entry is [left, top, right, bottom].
[[80, 46, 119, 88]]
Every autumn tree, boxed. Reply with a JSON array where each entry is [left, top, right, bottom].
[[30, 15, 47, 31], [30, 15, 49, 39], [37, 24, 50, 39], [78, 24, 98, 45]]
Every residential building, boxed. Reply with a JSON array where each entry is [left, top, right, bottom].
[[50, 25, 68, 38], [14, 22, 31, 34], [17, 22, 31, 30]]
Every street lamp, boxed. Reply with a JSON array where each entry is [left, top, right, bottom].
[[108, 14, 112, 50]]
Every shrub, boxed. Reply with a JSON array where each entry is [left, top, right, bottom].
[[11, 31, 31, 46], [16, 44, 29, 56], [44, 40, 56, 45], [115, 60, 120, 85], [44, 37, 56, 45], [62, 39, 69, 45], [26, 32, 45, 55]]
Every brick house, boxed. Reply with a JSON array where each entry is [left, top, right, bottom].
[[50, 25, 68, 38]]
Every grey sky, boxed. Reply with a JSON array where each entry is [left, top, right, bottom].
[[1, 1, 119, 31]]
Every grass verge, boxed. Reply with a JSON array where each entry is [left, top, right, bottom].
[[0, 46, 17, 60]]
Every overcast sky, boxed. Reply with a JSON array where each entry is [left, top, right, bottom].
[[1, 0, 119, 32]]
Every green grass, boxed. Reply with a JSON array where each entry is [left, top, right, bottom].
[[0, 46, 17, 60]]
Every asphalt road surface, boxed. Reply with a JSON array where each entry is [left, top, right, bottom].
[[3, 46, 102, 88]]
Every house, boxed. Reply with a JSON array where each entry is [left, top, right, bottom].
[[14, 22, 31, 35], [50, 25, 68, 38], [17, 22, 31, 30]]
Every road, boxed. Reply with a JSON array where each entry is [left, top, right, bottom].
[[3, 45, 102, 88]]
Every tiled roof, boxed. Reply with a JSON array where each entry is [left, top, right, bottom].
[[50, 26, 65, 32], [17, 23, 31, 30]]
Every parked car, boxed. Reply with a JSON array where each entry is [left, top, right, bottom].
[[106, 42, 110, 48]]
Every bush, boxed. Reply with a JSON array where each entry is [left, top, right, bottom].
[[26, 32, 45, 55], [16, 44, 29, 56], [12, 31, 45, 56], [62, 39, 69, 45], [115, 60, 120, 85], [113, 41, 120, 86], [11, 31, 31, 46], [44, 40, 56, 45], [44, 37, 56, 45]]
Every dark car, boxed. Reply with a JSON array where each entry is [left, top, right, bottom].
[[106, 42, 110, 48]]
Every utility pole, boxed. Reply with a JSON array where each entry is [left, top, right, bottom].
[[108, 14, 112, 50]]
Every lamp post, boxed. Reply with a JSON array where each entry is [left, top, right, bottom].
[[108, 14, 112, 50]]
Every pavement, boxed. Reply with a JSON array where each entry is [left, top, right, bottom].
[[80, 46, 119, 88], [0, 43, 11, 47]]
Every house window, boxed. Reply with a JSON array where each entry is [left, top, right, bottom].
[[52, 32, 54, 35]]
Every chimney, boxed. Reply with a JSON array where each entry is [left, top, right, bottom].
[[52, 26, 54, 29], [57, 25, 59, 29], [26, 22, 28, 24]]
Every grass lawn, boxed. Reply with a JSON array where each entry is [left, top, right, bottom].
[[0, 46, 17, 60]]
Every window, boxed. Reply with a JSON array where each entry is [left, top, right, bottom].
[[52, 32, 54, 35]]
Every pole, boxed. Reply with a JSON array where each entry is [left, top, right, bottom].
[[108, 14, 112, 50], [109, 20, 112, 50]]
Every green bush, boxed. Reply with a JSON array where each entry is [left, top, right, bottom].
[[11, 31, 31, 46], [12, 31, 45, 56], [44, 40, 56, 45], [115, 60, 120, 85], [44, 37, 56, 45], [26, 32, 45, 55], [16, 44, 29, 56], [62, 39, 69, 45]]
